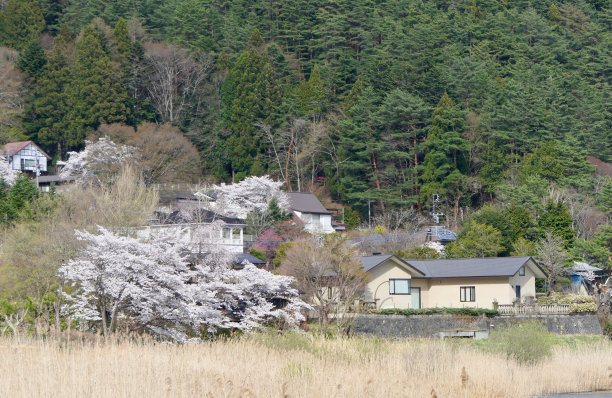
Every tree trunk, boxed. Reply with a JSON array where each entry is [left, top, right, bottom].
[[371, 152, 385, 213]]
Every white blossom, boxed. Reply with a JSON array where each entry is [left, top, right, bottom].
[[0, 155, 19, 185], [60, 225, 308, 342], [58, 138, 136, 183], [425, 241, 446, 255], [199, 175, 290, 219]]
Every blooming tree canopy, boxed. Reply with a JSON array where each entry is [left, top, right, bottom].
[[58, 137, 135, 184], [60, 225, 308, 342], [199, 175, 290, 219], [0, 155, 19, 185]]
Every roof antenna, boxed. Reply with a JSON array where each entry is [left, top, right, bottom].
[[430, 194, 444, 225]]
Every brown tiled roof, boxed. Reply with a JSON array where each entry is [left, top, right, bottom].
[[1, 141, 51, 159]]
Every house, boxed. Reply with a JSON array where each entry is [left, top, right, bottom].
[[135, 208, 247, 253], [286, 192, 335, 233], [361, 255, 546, 309], [1, 141, 51, 174], [36, 175, 77, 192]]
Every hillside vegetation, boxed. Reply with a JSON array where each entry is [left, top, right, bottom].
[[0, 1, 611, 309]]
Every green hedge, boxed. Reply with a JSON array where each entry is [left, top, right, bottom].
[[370, 308, 499, 318]]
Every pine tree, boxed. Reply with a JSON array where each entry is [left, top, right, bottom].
[[376, 89, 431, 208], [338, 86, 387, 214], [1, 0, 45, 50], [421, 92, 470, 222]]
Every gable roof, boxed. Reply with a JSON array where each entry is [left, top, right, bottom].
[[1, 141, 51, 159], [360, 254, 425, 277], [404, 256, 547, 279], [286, 192, 331, 214]]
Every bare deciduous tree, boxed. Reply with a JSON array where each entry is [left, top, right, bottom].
[[536, 231, 568, 295], [143, 43, 213, 125], [93, 122, 201, 185], [278, 235, 368, 336]]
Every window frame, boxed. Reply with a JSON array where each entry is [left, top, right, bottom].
[[460, 286, 476, 302], [389, 278, 411, 295], [519, 266, 525, 276]]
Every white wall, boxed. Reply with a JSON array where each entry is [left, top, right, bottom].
[[294, 211, 335, 233], [11, 144, 47, 173]]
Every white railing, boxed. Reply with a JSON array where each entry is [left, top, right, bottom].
[[497, 304, 570, 315]]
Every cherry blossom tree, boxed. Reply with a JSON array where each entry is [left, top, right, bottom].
[[58, 138, 135, 184], [0, 154, 19, 185], [199, 175, 290, 219], [60, 225, 308, 342]]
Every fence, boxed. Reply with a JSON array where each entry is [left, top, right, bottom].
[[497, 304, 570, 315]]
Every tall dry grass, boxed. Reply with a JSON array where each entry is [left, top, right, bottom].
[[0, 334, 611, 397]]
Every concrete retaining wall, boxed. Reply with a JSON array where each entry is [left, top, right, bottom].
[[352, 313, 602, 338]]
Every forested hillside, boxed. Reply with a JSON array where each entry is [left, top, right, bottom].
[[0, 0, 610, 222]]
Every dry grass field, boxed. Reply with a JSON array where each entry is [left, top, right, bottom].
[[1, 333, 611, 398]]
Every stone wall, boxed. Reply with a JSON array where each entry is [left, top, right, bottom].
[[352, 313, 602, 338]]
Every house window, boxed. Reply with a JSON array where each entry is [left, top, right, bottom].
[[460, 286, 475, 302], [519, 266, 525, 276], [21, 158, 35, 169], [389, 279, 411, 295], [312, 214, 320, 225], [327, 287, 333, 300]]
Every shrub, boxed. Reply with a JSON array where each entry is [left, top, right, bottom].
[[569, 302, 598, 313], [488, 321, 553, 365]]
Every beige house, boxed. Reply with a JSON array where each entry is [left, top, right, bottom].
[[361, 255, 546, 309]]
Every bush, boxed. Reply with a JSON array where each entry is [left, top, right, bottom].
[[488, 321, 553, 365], [372, 307, 498, 318], [569, 302, 598, 313]]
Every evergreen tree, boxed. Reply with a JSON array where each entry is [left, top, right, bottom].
[[1, 0, 45, 50], [421, 92, 470, 221], [338, 86, 386, 213], [538, 201, 575, 248], [24, 29, 73, 157], [67, 25, 130, 148], [375, 89, 431, 208], [16, 40, 47, 79], [296, 64, 327, 121], [222, 30, 281, 179]]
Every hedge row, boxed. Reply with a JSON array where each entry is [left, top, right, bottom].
[[370, 308, 499, 318]]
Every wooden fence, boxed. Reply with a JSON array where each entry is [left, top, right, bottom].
[[497, 304, 570, 315]]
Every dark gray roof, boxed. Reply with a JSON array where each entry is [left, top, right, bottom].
[[360, 254, 426, 276], [286, 192, 331, 214], [236, 253, 265, 265], [361, 254, 395, 272], [429, 228, 457, 241], [37, 175, 76, 183], [157, 209, 243, 225], [404, 256, 543, 278]]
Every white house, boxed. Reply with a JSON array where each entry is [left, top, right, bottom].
[[1, 141, 50, 174], [135, 208, 247, 254], [286, 192, 335, 233]]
